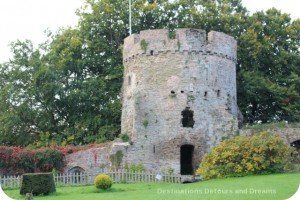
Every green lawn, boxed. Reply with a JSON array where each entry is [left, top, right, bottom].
[[4, 172, 300, 200]]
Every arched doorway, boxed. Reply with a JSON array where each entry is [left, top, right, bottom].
[[68, 166, 85, 174], [180, 145, 194, 175], [68, 166, 85, 183]]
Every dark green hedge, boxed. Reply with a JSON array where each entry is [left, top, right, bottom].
[[20, 173, 56, 195]]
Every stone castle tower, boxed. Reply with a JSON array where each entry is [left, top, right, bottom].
[[119, 29, 238, 175]]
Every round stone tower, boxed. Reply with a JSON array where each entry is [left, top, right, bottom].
[[120, 29, 238, 175]]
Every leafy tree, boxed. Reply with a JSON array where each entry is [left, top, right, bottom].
[[0, 0, 128, 146], [189, 0, 248, 35], [0, 0, 299, 146], [0, 40, 42, 146], [237, 9, 300, 123]]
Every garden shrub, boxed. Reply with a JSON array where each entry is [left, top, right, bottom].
[[125, 163, 145, 172], [196, 131, 295, 180], [35, 148, 65, 172], [123, 163, 145, 182], [20, 173, 56, 195], [16, 149, 35, 173], [0, 146, 35, 174], [0, 146, 14, 174], [94, 174, 113, 190]]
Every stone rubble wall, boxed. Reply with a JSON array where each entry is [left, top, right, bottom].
[[64, 147, 110, 174], [239, 128, 300, 144], [63, 128, 300, 175]]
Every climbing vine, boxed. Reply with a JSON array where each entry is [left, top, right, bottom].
[[140, 39, 149, 53]]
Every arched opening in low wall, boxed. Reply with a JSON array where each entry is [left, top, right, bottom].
[[67, 166, 86, 184], [68, 166, 85, 174], [291, 140, 300, 153]]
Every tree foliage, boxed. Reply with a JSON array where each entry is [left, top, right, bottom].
[[0, 0, 299, 146], [238, 9, 300, 122]]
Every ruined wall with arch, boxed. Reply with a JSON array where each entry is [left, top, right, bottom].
[[63, 128, 300, 174], [64, 147, 109, 174]]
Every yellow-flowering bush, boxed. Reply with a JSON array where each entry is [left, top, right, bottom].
[[94, 174, 113, 190], [196, 131, 296, 180]]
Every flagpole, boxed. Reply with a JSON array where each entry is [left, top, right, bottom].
[[129, 0, 132, 35]]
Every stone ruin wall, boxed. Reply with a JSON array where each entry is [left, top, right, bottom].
[[2, 127, 299, 175], [62, 128, 300, 175], [64, 147, 109, 174], [119, 29, 239, 174], [239, 128, 300, 144]]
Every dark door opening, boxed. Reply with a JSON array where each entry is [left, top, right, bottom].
[[180, 145, 194, 175], [291, 140, 300, 153]]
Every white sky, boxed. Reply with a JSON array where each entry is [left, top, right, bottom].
[[0, 0, 85, 63], [0, 0, 299, 63]]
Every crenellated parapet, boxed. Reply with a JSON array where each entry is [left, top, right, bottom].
[[123, 29, 237, 63]]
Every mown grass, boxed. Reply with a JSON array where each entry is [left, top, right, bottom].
[[4, 172, 300, 200]]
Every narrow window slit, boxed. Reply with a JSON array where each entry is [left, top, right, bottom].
[[128, 76, 131, 86]]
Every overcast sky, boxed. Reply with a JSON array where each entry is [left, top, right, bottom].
[[0, 0, 299, 63]]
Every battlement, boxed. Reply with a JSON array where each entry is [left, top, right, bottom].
[[123, 29, 237, 63]]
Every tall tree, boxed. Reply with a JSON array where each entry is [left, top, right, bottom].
[[237, 9, 300, 122], [0, 40, 42, 145], [187, 0, 247, 35], [0, 0, 299, 146]]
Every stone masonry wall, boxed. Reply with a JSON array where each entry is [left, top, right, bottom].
[[239, 128, 300, 144], [64, 147, 110, 174], [119, 29, 239, 175], [62, 128, 300, 175]]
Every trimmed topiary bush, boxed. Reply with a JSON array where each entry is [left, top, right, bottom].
[[20, 173, 56, 195], [94, 174, 112, 190], [196, 131, 295, 180]]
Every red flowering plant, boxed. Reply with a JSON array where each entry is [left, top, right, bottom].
[[12, 147, 35, 174], [33, 148, 65, 172], [0, 143, 107, 175]]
